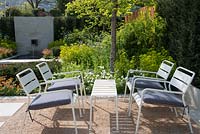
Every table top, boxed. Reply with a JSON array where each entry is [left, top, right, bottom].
[[91, 79, 117, 96]]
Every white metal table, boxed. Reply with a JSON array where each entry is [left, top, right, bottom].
[[89, 79, 119, 131]]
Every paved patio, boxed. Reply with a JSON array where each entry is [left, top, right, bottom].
[[0, 97, 200, 134]]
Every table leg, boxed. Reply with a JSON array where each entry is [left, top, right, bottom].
[[89, 96, 93, 131], [115, 96, 119, 131], [80, 84, 85, 114]]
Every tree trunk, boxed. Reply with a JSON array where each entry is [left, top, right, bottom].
[[110, 0, 117, 73], [27, 0, 42, 9], [27, 0, 35, 8]]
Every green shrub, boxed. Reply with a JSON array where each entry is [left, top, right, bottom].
[[0, 39, 16, 49], [117, 13, 166, 60], [115, 50, 136, 78], [0, 17, 15, 41], [48, 39, 64, 48], [0, 76, 23, 96], [5, 7, 22, 17], [64, 29, 106, 46], [157, 0, 200, 87], [139, 48, 175, 72], [48, 39, 65, 57], [0, 39, 16, 59], [60, 44, 95, 70], [49, 8, 62, 17], [54, 17, 84, 40]]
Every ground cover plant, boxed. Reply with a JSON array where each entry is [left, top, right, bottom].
[[0, 38, 16, 59]]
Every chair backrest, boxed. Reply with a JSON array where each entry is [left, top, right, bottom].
[[169, 67, 195, 93], [36, 62, 53, 81], [16, 68, 41, 95], [156, 60, 174, 80]]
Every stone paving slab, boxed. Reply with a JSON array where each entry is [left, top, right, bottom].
[[0, 103, 24, 116], [0, 122, 4, 127]]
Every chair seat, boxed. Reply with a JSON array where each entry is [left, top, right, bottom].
[[128, 77, 164, 89], [28, 91, 72, 110], [47, 79, 81, 91], [137, 89, 184, 107]]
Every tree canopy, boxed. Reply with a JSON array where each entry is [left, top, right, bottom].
[[66, 0, 135, 30]]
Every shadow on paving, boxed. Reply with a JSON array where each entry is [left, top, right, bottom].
[[41, 127, 88, 134], [133, 105, 200, 134], [52, 107, 90, 121], [36, 108, 90, 134], [110, 112, 135, 134]]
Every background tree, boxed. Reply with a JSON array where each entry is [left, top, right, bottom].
[[110, 0, 117, 72], [157, 0, 200, 86], [27, 0, 42, 9], [66, 0, 135, 72], [56, 0, 72, 14]]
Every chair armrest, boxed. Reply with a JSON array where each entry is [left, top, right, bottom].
[[53, 70, 81, 76], [125, 69, 157, 80], [129, 69, 157, 75], [132, 75, 164, 80], [128, 77, 168, 95], [40, 77, 79, 85], [133, 77, 167, 84], [142, 88, 183, 96]]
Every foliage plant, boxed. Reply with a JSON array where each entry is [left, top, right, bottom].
[[0, 39, 16, 59], [48, 39, 65, 57], [5, 7, 22, 17], [49, 8, 62, 17], [0, 39, 16, 49], [0, 17, 15, 41], [157, 0, 200, 86], [54, 17, 85, 40], [83, 68, 114, 94], [115, 49, 136, 78], [56, 0, 72, 15], [64, 29, 108, 46], [0, 76, 23, 96], [139, 48, 174, 72], [60, 44, 95, 70], [117, 12, 166, 60]]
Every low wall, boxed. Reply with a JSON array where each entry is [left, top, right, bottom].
[[14, 17, 54, 55], [185, 85, 200, 126]]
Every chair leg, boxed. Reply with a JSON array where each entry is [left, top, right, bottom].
[[20, 110, 28, 134], [128, 94, 133, 117], [75, 85, 83, 117], [28, 110, 34, 122], [135, 105, 142, 134], [123, 83, 128, 101], [173, 108, 178, 117], [89, 96, 93, 131], [83, 84, 87, 98], [185, 107, 193, 134], [78, 96, 83, 118], [115, 96, 119, 131], [72, 103, 78, 134], [80, 85, 85, 114]]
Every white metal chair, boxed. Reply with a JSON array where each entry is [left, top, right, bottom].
[[124, 60, 174, 99], [16, 68, 78, 134], [36, 62, 86, 115], [128, 67, 195, 134]]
